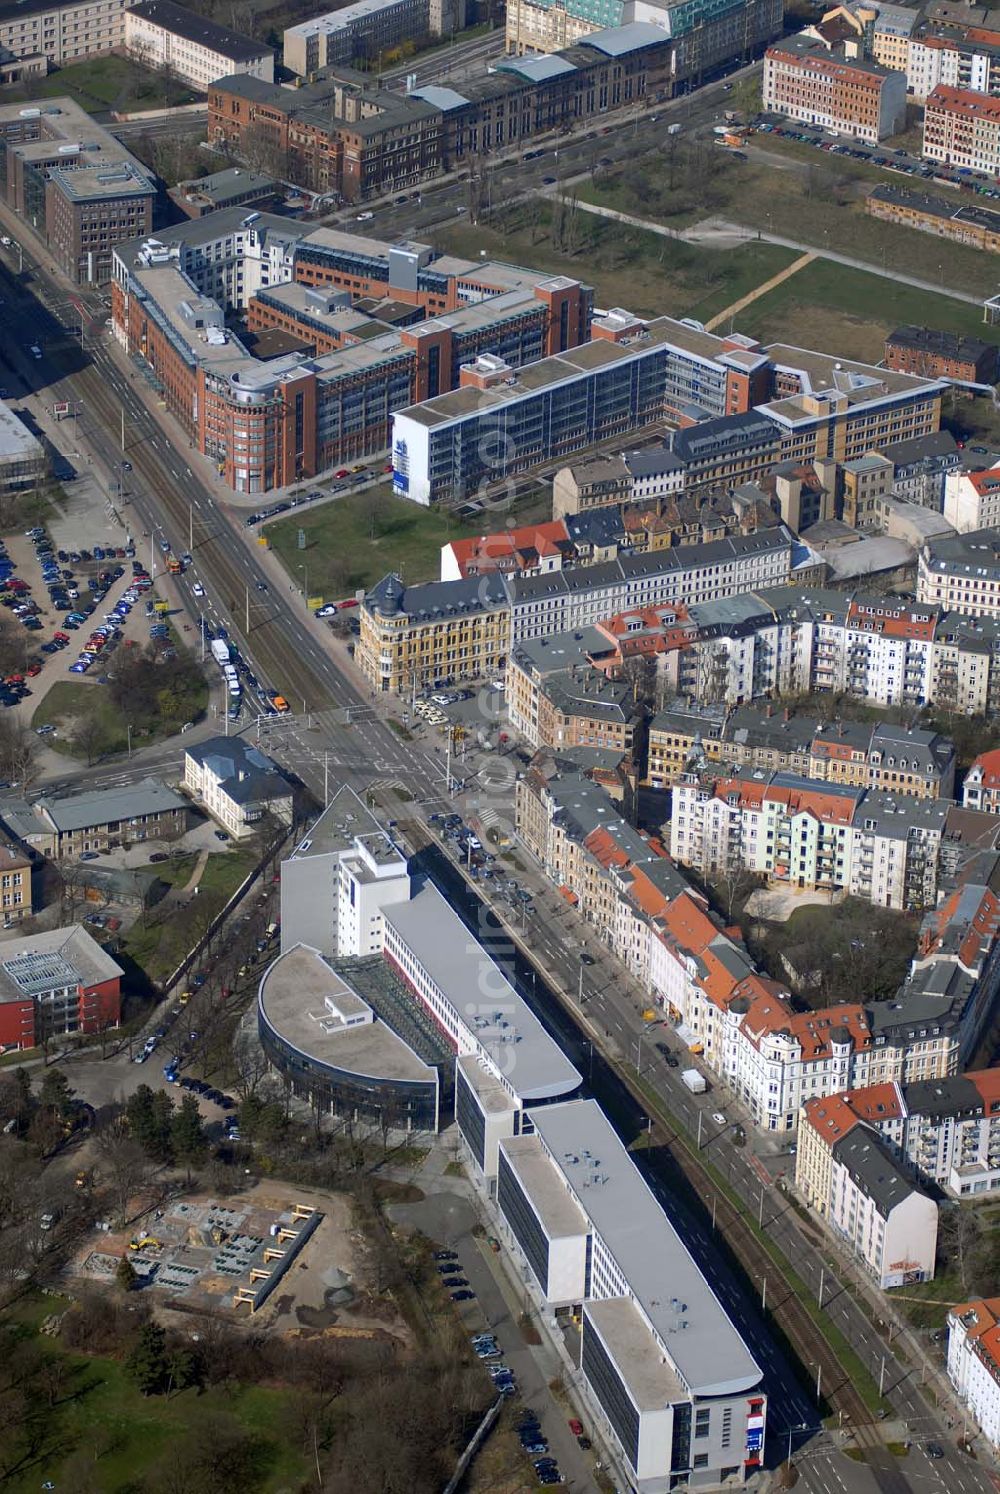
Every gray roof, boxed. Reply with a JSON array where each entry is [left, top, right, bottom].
[[10, 777, 185, 836], [831, 1126, 924, 1218], [623, 446, 685, 478], [529, 1101, 763, 1396], [0, 924, 122, 1004], [669, 411, 781, 465], [289, 785, 384, 859], [583, 20, 674, 53], [902, 1073, 990, 1122], [186, 737, 290, 806], [381, 879, 581, 1103], [879, 429, 959, 470], [923, 528, 1000, 579], [512, 626, 615, 677], [258, 944, 439, 1085], [541, 669, 633, 724], [128, 0, 272, 59], [365, 571, 508, 621]]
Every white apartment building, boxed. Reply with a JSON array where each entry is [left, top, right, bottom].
[[918, 529, 1000, 619], [182, 737, 292, 839], [496, 1099, 766, 1490], [125, 0, 273, 88], [948, 1299, 1000, 1451], [798, 1102, 938, 1289], [0, 0, 132, 67], [964, 750, 1000, 817], [943, 467, 1000, 533], [670, 771, 948, 912], [806, 1069, 1000, 1200]]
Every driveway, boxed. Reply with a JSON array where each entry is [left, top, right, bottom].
[[389, 1188, 600, 1490]]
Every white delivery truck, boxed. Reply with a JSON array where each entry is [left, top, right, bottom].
[[211, 638, 231, 666], [681, 1069, 707, 1095]]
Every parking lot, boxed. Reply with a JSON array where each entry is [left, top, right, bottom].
[[753, 116, 1000, 199]]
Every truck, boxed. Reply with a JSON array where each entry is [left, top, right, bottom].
[[210, 638, 232, 666], [667, 122, 682, 135], [681, 1069, 707, 1095]]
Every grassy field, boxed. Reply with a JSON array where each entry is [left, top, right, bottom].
[[440, 207, 798, 323], [266, 485, 555, 595], [573, 137, 1000, 306], [0, 55, 196, 114], [722, 257, 996, 364], [3, 1296, 307, 1493], [121, 847, 258, 984], [32, 647, 208, 763]]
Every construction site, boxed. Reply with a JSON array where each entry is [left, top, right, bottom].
[[72, 1194, 324, 1317]]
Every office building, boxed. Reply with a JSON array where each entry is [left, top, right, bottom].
[[392, 319, 942, 506], [182, 738, 293, 839], [948, 1298, 1000, 1451], [0, 98, 154, 285], [505, 0, 783, 86], [496, 1099, 766, 1488], [257, 943, 444, 1133], [0, 777, 186, 860], [0, 0, 133, 67], [0, 924, 122, 1049], [111, 215, 592, 494], [279, 787, 412, 959], [284, 0, 462, 75], [923, 85, 1000, 176], [125, 0, 273, 88], [210, 25, 677, 203], [763, 37, 906, 141], [0, 402, 45, 492], [795, 1098, 938, 1289]]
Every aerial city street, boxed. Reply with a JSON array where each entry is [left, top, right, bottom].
[[2, 0, 1000, 1488]]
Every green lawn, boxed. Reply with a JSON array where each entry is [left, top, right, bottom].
[[724, 257, 998, 364], [2, 1328, 307, 1493], [267, 488, 482, 595], [0, 55, 196, 114], [121, 847, 258, 985], [32, 647, 208, 763]]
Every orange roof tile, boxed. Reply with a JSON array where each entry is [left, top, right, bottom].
[[447, 520, 571, 577], [970, 748, 1000, 789], [802, 1093, 862, 1145], [843, 1082, 903, 1124]]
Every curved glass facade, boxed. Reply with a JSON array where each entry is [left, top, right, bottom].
[[258, 1009, 439, 1132]]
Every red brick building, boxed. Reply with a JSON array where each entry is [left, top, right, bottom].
[[0, 926, 123, 1051], [884, 326, 999, 385]]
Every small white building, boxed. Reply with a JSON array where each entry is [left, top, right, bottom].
[[125, 0, 273, 89], [948, 1298, 1000, 1451], [182, 737, 292, 839], [0, 402, 45, 492]]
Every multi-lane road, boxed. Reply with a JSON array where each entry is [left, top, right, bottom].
[[0, 87, 997, 1492]]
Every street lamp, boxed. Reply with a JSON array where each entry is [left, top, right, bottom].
[[298, 563, 308, 609]]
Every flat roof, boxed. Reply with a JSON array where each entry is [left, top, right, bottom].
[[502, 1133, 590, 1238], [585, 1296, 688, 1408], [531, 1100, 763, 1397], [258, 944, 437, 1084], [48, 161, 155, 203], [135, 265, 251, 370], [381, 879, 581, 1103], [289, 785, 384, 859], [0, 403, 43, 462]]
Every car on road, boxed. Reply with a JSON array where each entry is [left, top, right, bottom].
[[580, 953, 595, 965], [35, 724, 55, 736], [79, 851, 100, 861], [214, 830, 230, 842], [192, 582, 204, 597], [711, 1112, 727, 1126], [926, 1443, 944, 1459], [356, 211, 374, 221], [316, 604, 337, 618]]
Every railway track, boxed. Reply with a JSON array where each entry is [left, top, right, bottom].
[[49, 343, 337, 714]]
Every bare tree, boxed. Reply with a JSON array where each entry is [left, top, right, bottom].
[[94, 1119, 150, 1228], [69, 716, 104, 767], [0, 713, 38, 786]]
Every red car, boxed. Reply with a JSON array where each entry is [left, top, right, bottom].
[[337, 597, 359, 609], [382, 462, 393, 473], [26, 664, 41, 677], [334, 468, 349, 479], [568, 1419, 583, 1437]]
